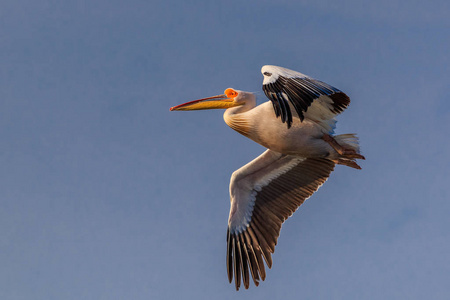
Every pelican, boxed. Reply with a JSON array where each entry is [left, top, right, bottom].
[[170, 65, 365, 290]]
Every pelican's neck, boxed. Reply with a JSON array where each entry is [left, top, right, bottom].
[[223, 100, 255, 138]]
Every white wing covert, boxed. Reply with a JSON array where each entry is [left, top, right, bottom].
[[226, 149, 335, 290]]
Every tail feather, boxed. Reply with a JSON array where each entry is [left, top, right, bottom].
[[334, 134, 360, 153]]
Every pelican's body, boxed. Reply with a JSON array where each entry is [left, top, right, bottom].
[[170, 65, 365, 290], [224, 100, 332, 157]]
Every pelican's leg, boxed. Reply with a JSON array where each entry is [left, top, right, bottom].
[[333, 158, 362, 170], [322, 134, 366, 160]]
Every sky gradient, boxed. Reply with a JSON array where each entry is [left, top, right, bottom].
[[1, 1, 449, 299]]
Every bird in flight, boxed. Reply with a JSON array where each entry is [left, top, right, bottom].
[[170, 65, 365, 290]]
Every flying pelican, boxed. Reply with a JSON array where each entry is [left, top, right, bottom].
[[170, 65, 365, 290]]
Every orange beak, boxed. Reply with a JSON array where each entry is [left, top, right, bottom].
[[170, 94, 241, 111]]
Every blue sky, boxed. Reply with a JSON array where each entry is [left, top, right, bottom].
[[1, 0, 449, 299]]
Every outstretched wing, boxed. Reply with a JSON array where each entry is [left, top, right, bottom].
[[261, 65, 350, 128], [227, 149, 335, 290]]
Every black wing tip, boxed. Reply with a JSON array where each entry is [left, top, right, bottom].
[[227, 227, 270, 291], [329, 92, 350, 113]]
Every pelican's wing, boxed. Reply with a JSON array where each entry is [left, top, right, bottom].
[[261, 65, 350, 128], [227, 149, 335, 290]]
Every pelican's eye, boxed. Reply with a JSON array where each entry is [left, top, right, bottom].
[[224, 88, 238, 98]]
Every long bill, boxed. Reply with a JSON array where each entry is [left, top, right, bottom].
[[170, 94, 240, 111]]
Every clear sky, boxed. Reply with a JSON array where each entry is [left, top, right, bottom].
[[1, 0, 449, 299]]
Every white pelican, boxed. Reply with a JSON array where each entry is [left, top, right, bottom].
[[170, 65, 365, 290]]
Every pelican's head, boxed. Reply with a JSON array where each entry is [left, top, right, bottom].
[[170, 88, 251, 111]]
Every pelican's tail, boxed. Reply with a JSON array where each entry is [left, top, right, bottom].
[[335, 134, 360, 152]]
